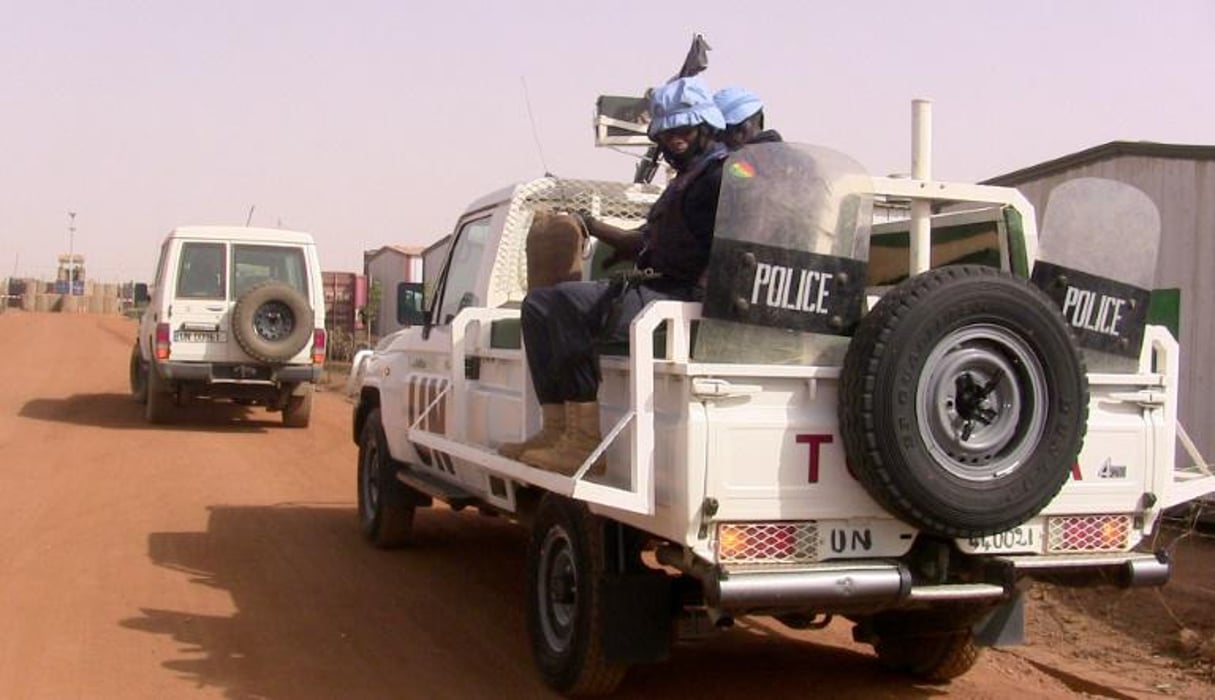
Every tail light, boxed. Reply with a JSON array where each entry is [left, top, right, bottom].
[[155, 323, 171, 360], [1047, 515, 1132, 553], [312, 329, 327, 364], [716, 522, 817, 566]]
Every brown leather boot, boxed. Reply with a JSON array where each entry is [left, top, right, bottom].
[[519, 401, 607, 477], [498, 403, 565, 460]]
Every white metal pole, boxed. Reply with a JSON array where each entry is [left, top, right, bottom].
[[910, 99, 932, 275], [67, 212, 77, 295]]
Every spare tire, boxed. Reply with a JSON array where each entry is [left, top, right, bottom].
[[231, 281, 314, 363], [839, 265, 1087, 538]]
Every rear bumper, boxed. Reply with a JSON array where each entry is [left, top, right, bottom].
[[159, 361, 321, 384], [702, 550, 1170, 612], [996, 550, 1170, 587]]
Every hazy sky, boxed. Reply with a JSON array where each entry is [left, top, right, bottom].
[[2, 1, 1212, 281]]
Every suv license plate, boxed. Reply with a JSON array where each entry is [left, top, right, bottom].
[[173, 330, 227, 343]]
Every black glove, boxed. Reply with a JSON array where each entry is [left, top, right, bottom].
[[570, 209, 595, 236]]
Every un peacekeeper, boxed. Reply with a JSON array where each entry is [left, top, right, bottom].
[[713, 86, 783, 150], [499, 75, 728, 475]]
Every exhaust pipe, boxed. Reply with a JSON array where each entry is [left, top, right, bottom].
[[707, 563, 913, 610], [1124, 550, 1170, 588]]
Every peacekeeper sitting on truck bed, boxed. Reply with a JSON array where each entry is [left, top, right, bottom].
[[713, 86, 783, 150], [498, 75, 729, 476]]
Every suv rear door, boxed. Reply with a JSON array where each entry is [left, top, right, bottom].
[[168, 239, 315, 365], [169, 240, 230, 363], [229, 242, 313, 364]]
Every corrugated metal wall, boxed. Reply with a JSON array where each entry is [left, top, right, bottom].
[[1008, 155, 1215, 467]]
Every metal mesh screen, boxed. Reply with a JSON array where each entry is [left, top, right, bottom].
[[494, 178, 662, 303], [716, 522, 820, 567], [1046, 515, 1132, 553]]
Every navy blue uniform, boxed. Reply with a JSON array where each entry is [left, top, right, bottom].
[[522, 143, 727, 403]]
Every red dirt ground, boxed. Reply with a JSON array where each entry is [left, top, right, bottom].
[[1, 310, 1212, 698]]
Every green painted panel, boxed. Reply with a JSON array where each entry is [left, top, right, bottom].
[[1148, 288, 1181, 340]]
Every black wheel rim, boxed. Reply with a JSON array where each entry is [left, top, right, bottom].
[[538, 525, 578, 653], [252, 301, 296, 342], [359, 441, 380, 527]]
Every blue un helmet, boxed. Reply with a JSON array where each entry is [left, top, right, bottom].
[[647, 76, 726, 139], [713, 87, 764, 127]]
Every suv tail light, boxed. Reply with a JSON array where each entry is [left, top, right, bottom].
[[312, 329, 327, 364], [155, 323, 171, 360]]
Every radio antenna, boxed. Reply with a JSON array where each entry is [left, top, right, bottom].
[[520, 76, 553, 177], [246, 205, 256, 226]]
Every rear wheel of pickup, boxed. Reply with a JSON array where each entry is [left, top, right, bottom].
[[875, 629, 980, 682], [859, 608, 984, 682], [129, 343, 148, 404], [357, 408, 415, 548], [527, 495, 627, 695], [840, 265, 1087, 538], [145, 363, 175, 424], [282, 387, 313, 428], [231, 281, 313, 363]]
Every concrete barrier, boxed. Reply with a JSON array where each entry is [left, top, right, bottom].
[[12, 279, 133, 315]]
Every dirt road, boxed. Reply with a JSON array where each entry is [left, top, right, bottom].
[[0, 311, 1208, 698]]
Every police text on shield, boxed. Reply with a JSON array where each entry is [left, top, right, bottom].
[[751, 263, 833, 314], [1061, 286, 1127, 336]]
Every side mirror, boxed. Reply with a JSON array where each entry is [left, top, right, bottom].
[[396, 281, 426, 326], [133, 282, 150, 305]]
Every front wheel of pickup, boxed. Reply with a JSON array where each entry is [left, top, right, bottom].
[[357, 408, 415, 548], [527, 495, 627, 696]]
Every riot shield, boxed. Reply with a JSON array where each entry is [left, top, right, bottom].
[[1030, 178, 1161, 372], [696, 143, 872, 364]]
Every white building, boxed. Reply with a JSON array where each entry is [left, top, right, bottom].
[[364, 245, 424, 337]]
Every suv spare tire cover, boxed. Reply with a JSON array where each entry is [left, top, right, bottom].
[[839, 265, 1088, 538], [231, 281, 314, 363]]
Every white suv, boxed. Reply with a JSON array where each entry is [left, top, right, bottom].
[[130, 226, 327, 426]]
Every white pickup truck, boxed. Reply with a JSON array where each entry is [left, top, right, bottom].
[[350, 141, 1213, 695]]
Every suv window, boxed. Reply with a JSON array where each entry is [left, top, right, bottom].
[[436, 217, 490, 325], [176, 242, 226, 299], [231, 245, 309, 298], [153, 239, 170, 291]]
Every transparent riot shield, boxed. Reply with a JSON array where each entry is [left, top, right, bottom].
[[696, 143, 872, 364], [1031, 178, 1161, 372]]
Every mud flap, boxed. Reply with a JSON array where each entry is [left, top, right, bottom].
[[600, 573, 672, 663], [973, 591, 1025, 647]]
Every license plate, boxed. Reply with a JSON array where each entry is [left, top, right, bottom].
[[173, 330, 227, 343], [958, 524, 1044, 554]]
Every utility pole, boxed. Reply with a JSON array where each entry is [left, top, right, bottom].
[[67, 211, 77, 294]]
